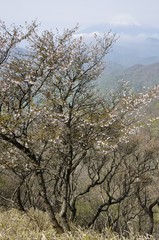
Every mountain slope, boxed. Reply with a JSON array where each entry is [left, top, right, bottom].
[[97, 62, 159, 92]]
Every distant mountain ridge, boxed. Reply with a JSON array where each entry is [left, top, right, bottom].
[[97, 62, 159, 92], [78, 23, 159, 66]]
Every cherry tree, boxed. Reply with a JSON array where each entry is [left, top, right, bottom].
[[0, 20, 158, 232]]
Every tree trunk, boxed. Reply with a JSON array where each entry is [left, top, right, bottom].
[[17, 185, 25, 211], [59, 173, 70, 231], [36, 170, 63, 233], [0, 135, 63, 232], [148, 211, 154, 235], [70, 200, 76, 222]]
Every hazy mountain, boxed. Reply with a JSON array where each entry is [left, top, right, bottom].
[[97, 62, 159, 92], [80, 23, 159, 37], [79, 23, 159, 66]]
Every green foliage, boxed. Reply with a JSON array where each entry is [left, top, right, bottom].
[[75, 200, 95, 226], [0, 176, 7, 189]]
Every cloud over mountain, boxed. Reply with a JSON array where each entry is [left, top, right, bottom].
[[76, 19, 159, 66], [77, 18, 159, 45]]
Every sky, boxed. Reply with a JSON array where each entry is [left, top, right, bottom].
[[1, 0, 159, 31]]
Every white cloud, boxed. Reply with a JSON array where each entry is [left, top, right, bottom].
[[74, 32, 102, 39], [119, 33, 159, 43], [119, 33, 146, 42], [74, 31, 159, 44]]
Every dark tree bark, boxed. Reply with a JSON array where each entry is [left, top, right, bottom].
[[0, 134, 63, 233]]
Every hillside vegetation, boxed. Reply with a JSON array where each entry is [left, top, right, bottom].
[[0, 208, 155, 240], [98, 62, 159, 92]]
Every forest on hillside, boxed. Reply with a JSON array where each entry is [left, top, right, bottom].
[[1, 21, 159, 239], [98, 62, 159, 92]]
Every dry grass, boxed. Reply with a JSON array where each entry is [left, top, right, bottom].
[[0, 208, 155, 240]]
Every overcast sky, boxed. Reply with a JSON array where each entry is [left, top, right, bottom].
[[1, 0, 159, 30]]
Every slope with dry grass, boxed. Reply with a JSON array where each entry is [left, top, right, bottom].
[[0, 208, 155, 240]]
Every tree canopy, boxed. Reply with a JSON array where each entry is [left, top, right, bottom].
[[0, 21, 159, 234]]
